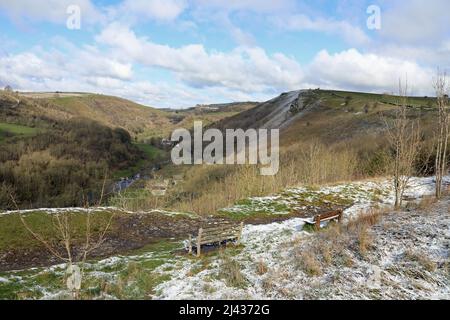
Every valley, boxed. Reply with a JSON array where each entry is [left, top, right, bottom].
[[0, 87, 448, 300]]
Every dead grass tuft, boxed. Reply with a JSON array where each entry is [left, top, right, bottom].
[[298, 251, 322, 276], [404, 250, 437, 272], [218, 254, 247, 288], [416, 196, 438, 210], [256, 259, 268, 275], [356, 226, 373, 257]]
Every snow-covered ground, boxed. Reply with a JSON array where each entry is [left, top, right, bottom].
[[0, 176, 449, 299], [152, 177, 450, 299]]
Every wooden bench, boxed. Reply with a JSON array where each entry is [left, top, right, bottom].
[[188, 222, 244, 257], [305, 209, 343, 230]]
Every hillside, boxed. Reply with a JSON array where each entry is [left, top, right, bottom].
[[153, 88, 441, 217], [212, 89, 437, 145], [169, 102, 259, 114], [16, 93, 172, 140]]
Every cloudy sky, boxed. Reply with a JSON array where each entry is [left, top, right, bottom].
[[0, 0, 449, 108]]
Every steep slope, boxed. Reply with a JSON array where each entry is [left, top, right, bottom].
[[211, 90, 303, 131]]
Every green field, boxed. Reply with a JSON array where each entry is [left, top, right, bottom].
[[0, 122, 39, 142], [135, 143, 163, 159], [0, 209, 118, 252]]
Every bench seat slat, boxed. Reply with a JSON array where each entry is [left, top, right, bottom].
[[201, 225, 241, 233], [198, 230, 240, 238]]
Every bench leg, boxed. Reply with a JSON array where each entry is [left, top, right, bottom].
[[314, 219, 320, 231]]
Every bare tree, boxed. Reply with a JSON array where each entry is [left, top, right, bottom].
[[10, 175, 115, 299], [433, 71, 449, 199], [384, 79, 422, 209]]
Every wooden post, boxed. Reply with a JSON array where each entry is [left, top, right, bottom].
[[197, 228, 203, 257], [314, 214, 321, 231], [188, 234, 192, 254], [337, 209, 343, 223]]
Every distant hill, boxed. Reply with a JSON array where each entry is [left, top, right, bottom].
[[17, 93, 172, 139], [14, 92, 257, 140], [160, 101, 258, 114]]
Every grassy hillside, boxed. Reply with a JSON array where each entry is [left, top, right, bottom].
[[143, 89, 440, 215], [21, 93, 172, 140]]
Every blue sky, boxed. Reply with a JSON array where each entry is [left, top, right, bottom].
[[0, 0, 449, 108]]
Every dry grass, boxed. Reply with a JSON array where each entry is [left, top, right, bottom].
[[404, 250, 437, 272], [170, 140, 360, 215], [356, 227, 373, 257], [297, 251, 323, 276], [108, 181, 174, 212], [256, 259, 268, 275], [416, 196, 438, 210], [218, 254, 247, 288]]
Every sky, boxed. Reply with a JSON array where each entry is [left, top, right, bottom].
[[0, 0, 449, 108]]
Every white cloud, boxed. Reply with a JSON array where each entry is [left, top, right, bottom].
[[1, 33, 437, 108], [0, 42, 274, 108], [111, 0, 187, 22], [0, 45, 133, 94], [0, 0, 104, 25], [380, 0, 450, 45], [307, 49, 434, 95], [274, 14, 370, 46], [192, 0, 296, 14], [96, 23, 303, 94], [0, 0, 186, 27]]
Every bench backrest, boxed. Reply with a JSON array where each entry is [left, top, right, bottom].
[[313, 209, 343, 230], [189, 222, 244, 256], [195, 223, 242, 245], [314, 209, 343, 222]]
